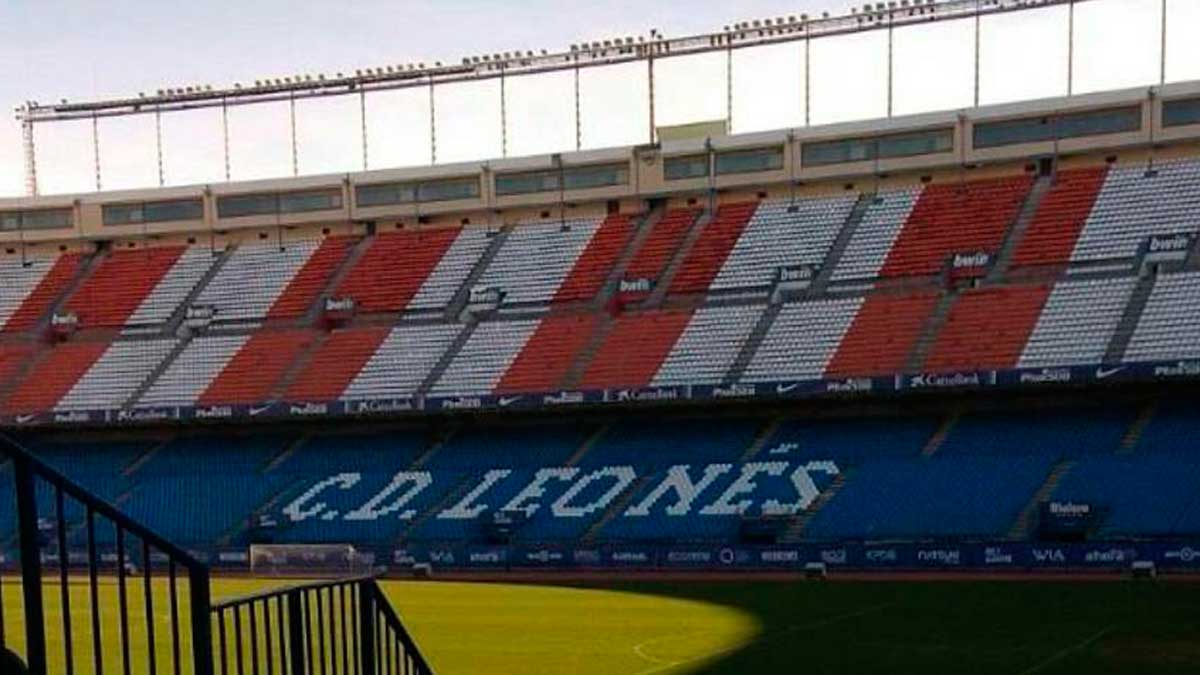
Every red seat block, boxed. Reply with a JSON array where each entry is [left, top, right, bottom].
[[0, 343, 35, 389], [269, 236, 355, 319], [579, 310, 692, 390], [669, 202, 758, 295], [66, 246, 184, 328], [497, 314, 600, 393], [1010, 167, 1108, 269], [1, 341, 108, 415], [199, 330, 316, 406], [923, 284, 1052, 373], [335, 228, 461, 313], [881, 175, 1033, 278], [3, 253, 83, 333], [826, 291, 940, 377], [554, 215, 634, 304], [285, 326, 391, 402], [623, 209, 701, 284]]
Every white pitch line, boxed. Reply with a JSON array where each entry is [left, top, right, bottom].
[[1018, 625, 1115, 675], [631, 602, 892, 675]]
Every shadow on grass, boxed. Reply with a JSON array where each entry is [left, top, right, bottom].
[[597, 579, 1200, 675]]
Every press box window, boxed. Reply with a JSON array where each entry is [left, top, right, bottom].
[[1164, 98, 1200, 128], [973, 106, 1141, 149], [664, 155, 710, 180], [0, 208, 73, 231], [218, 190, 342, 218], [715, 147, 784, 175], [801, 129, 953, 167], [496, 163, 628, 195], [104, 199, 203, 226]]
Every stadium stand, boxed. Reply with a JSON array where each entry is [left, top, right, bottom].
[[880, 175, 1033, 277], [1123, 271, 1200, 362], [0, 252, 82, 333], [55, 338, 178, 411], [830, 189, 920, 281], [707, 196, 857, 291], [407, 227, 495, 311], [193, 238, 324, 323], [198, 329, 315, 405], [1017, 277, 1137, 367], [137, 335, 249, 407], [651, 305, 763, 386], [1, 341, 109, 415], [496, 314, 599, 393], [430, 320, 541, 397], [334, 228, 461, 312], [63, 246, 184, 328], [284, 326, 391, 401], [475, 218, 601, 306], [825, 291, 940, 377], [579, 310, 693, 389], [1010, 167, 1109, 268], [741, 298, 863, 382], [923, 284, 1052, 373], [669, 201, 759, 294], [554, 214, 635, 303], [1071, 158, 1200, 262], [621, 208, 701, 287], [342, 323, 462, 400]]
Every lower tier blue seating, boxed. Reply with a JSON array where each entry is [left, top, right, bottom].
[[4, 401, 1198, 553]]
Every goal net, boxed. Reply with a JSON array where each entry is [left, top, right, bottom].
[[249, 544, 375, 577]]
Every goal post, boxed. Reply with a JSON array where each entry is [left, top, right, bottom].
[[249, 544, 375, 577]]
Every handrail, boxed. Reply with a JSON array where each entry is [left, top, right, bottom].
[[0, 431, 214, 675]]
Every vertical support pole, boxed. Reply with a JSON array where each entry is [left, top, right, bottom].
[[21, 117, 38, 197], [647, 54, 656, 143], [974, 0, 982, 108], [804, 37, 811, 127], [1067, 0, 1075, 96], [222, 99, 231, 181], [886, 16, 894, 118], [500, 67, 508, 158], [428, 77, 437, 165], [725, 45, 733, 133], [1160, 0, 1168, 86], [13, 454, 47, 675], [289, 95, 299, 177], [360, 89, 369, 171], [574, 65, 582, 151], [358, 585, 376, 675], [155, 108, 165, 187], [190, 567, 214, 675], [92, 114, 102, 192]]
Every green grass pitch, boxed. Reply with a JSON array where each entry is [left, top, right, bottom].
[[3, 577, 1200, 673]]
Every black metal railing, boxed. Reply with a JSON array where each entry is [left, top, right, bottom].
[[0, 432, 214, 675], [1, 433, 434, 675], [211, 577, 433, 675]]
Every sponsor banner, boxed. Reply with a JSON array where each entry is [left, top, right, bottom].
[[427, 395, 490, 412], [541, 390, 604, 407], [1142, 232, 1196, 262], [900, 371, 997, 391], [343, 398, 420, 415], [604, 386, 688, 404]]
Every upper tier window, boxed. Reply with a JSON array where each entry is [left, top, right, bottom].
[[495, 163, 629, 196], [973, 106, 1141, 149], [217, 189, 343, 218], [802, 129, 953, 167], [104, 199, 203, 226], [1163, 98, 1200, 128], [0, 208, 73, 231], [355, 177, 480, 206]]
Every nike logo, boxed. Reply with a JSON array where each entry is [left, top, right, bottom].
[[498, 396, 522, 407], [15, 414, 36, 425], [249, 405, 273, 416], [776, 383, 801, 395], [1095, 366, 1125, 380]]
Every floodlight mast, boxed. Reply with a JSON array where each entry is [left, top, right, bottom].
[[12, 0, 1107, 197], [13, 0, 1095, 124]]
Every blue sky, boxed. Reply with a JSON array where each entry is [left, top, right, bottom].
[[0, 0, 1196, 196]]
